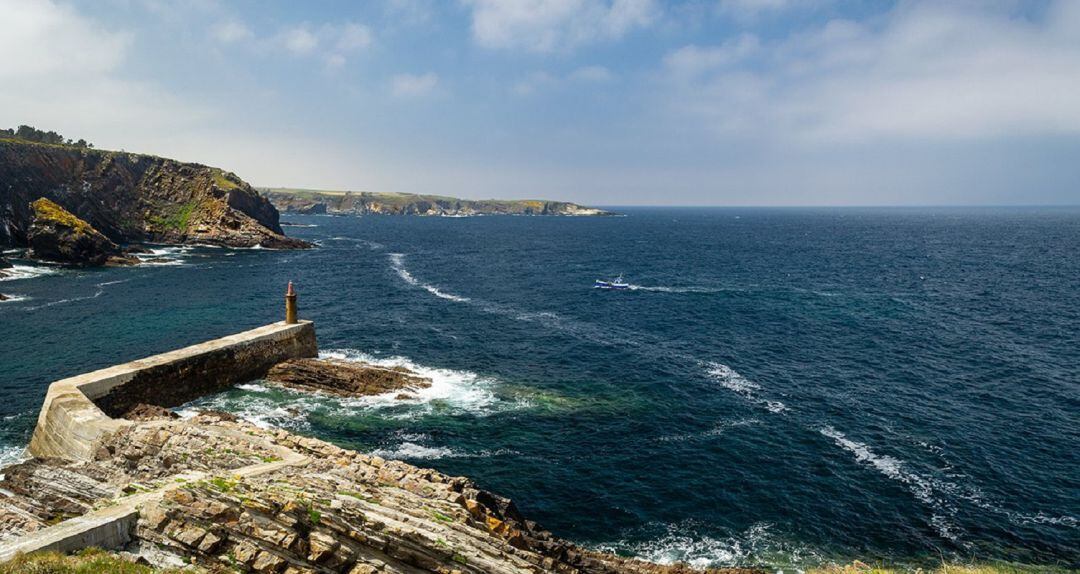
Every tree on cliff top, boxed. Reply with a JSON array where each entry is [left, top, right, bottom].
[[0, 125, 92, 148]]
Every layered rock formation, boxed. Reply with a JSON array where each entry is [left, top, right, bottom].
[[263, 189, 612, 217], [26, 198, 139, 266], [266, 359, 432, 398], [0, 412, 756, 574], [0, 139, 308, 249]]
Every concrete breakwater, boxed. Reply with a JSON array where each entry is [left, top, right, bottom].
[[28, 320, 317, 461]]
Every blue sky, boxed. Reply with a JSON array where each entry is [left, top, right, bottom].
[[3, 0, 1079, 205]]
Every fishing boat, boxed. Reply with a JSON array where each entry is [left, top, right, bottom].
[[594, 275, 630, 290]]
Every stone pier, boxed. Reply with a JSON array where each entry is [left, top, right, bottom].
[[28, 320, 317, 461]]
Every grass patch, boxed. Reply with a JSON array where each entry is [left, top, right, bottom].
[[150, 200, 199, 232], [0, 548, 193, 573], [430, 510, 454, 523], [212, 169, 240, 191], [30, 198, 91, 234]]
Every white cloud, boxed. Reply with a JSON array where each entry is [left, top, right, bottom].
[[464, 0, 660, 53], [0, 0, 206, 139], [270, 22, 373, 68], [513, 65, 616, 95], [391, 72, 439, 96], [663, 0, 1080, 141], [0, 0, 130, 78], [280, 26, 319, 54], [212, 20, 253, 43], [663, 34, 759, 76], [336, 22, 373, 51]]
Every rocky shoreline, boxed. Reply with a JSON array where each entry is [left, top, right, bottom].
[[0, 407, 757, 573]]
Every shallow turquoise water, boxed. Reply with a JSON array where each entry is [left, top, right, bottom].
[[1, 208, 1077, 568]]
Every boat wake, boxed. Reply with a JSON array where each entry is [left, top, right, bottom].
[[627, 284, 724, 293], [388, 253, 470, 302]]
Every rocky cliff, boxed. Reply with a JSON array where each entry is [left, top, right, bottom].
[[0, 139, 308, 249], [27, 198, 139, 266], [263, 189, 612, 217]]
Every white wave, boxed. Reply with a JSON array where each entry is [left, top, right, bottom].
[[597, 522, 795, 569], [819, 426, 958, 541], [175, 386, 315, 432], [23, 288, 105, 311], [371, 442, 461, 460], [319, 349, 507, 416], [371, 441, 519, 461], [0, 294, 28, 303], [387, 253, 470, 303], [705, 363, 788, 413], [0, 264, 60, 282], [0, 445, 27, 469]]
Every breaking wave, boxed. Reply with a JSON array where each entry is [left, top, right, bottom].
[[0, 264, 61, 282], [597, 521, 821, 569], [705, 363, 787, 414], [388, 253, 470, 302], [819, 426, 960, 541]]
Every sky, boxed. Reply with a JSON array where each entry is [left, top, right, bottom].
[[2, 0, 1079, 206]]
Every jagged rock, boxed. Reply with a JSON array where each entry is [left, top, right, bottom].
[[0, 293, 7, 301], [266, 358, 432, 398], [0, 139, 309, 249], [120, 403, 179, 421], [26, 198, 136, 267]]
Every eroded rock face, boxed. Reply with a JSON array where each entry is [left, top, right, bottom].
[[26, 198, 138, 267], [266, 358, 432, 398], [0, 139, 309, 249]]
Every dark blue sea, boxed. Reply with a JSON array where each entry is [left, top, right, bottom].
[[2, 207, 1078, 568]]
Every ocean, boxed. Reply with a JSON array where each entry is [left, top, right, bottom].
[[1, 207, 1077, 568]]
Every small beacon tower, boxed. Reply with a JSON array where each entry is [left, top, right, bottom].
[[285, 281, 298, 324]]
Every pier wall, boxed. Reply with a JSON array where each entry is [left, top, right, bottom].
[[28, 320, 317, 461]]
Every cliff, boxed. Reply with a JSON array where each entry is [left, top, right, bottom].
[[0, 139, 308, 249], [262, 188, 612, 217], [27, 198, 138, 266]]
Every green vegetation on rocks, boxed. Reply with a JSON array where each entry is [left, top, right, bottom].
[[0, 548, 194, 574]]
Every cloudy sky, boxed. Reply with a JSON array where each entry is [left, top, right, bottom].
[[3, 0, 1079, 205]]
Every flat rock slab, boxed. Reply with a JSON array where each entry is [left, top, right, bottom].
[[266, 358, 432, 398]]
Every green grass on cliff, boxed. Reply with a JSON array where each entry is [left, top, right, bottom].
[[0, 548, 199, 574], [30, 198, 92, 234], [149, 200, 199, 231], [212, 169, 240, 191]]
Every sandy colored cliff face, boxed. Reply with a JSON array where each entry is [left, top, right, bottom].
[[0, 139, 308, 249], [0, 412, 757, 574]]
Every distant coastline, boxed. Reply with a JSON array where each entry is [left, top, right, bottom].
[[261, 187, 613, 217]]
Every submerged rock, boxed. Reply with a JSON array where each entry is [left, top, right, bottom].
[[26, 198, 138, 267], [266, 358, 432, 398], [0, 293, 7, 301]]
